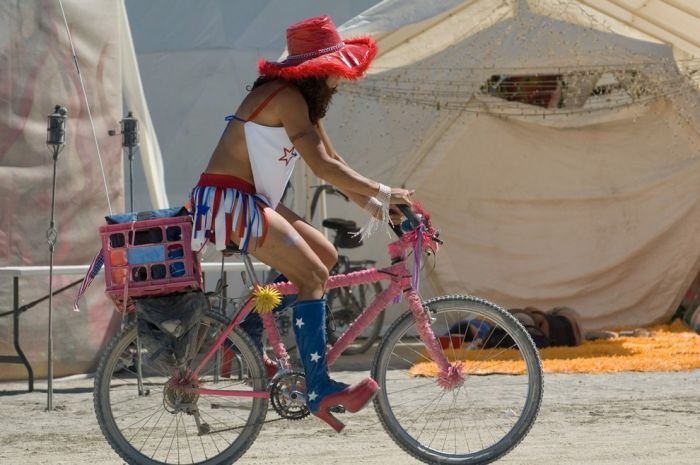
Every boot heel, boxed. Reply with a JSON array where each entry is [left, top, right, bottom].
[[313, 409, 345, 433], [328, 378, 380, 413]]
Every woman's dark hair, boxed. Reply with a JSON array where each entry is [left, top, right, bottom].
[[249, 75, 336, 124]]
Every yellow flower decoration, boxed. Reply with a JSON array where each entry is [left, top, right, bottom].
[[251, 285, 282, 314]]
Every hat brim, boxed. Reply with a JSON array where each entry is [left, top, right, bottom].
[[258, 36, 377, 80]]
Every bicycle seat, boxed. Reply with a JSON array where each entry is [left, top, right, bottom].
[[322, 218, 357, 231], [323, 218, 363, 249]]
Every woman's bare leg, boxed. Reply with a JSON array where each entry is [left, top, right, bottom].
[[230, 206, 328, 300], [231, 204, 379, 431], [275, 203, 337, 271]]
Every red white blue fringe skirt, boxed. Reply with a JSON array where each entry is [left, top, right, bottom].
[[190, 173, 269, 253]]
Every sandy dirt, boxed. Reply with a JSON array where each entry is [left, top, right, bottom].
[[0, 366, 698, 465]]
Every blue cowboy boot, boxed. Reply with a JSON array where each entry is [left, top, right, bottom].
[[293, 298, 379, 432]]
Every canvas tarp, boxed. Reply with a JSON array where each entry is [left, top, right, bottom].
[[322, 0, 700, 331], [0, 0, 165, 379], [118, 0, 700, 332]]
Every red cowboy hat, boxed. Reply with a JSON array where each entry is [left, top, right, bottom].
[[258, 15, 377, 80]]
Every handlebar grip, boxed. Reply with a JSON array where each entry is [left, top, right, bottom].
[[398, 204, 421, 228]]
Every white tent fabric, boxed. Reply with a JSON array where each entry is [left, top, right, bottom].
[[344, 0, 700, 65], [121, 0, 700, 331], [0, 0, 127, 379], [322, 0, 700, 330], [119, 2, 169, 209], [534, 0, 700, 61], [0, 0, 168, 380]]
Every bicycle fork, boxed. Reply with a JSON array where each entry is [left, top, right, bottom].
[[406, 290, 466, 390]]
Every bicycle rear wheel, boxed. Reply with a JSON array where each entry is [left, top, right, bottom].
[[372, 295, 543, 465], [94, 310, 268, 465], [326, 280, 384, 355]]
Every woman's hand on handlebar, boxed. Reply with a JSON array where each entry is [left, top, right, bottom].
[[388, 187, 414, 224], [389, 206, 403, 225], [390, 187, 414, 206]]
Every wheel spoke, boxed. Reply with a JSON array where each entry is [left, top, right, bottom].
[[94, 311, 269, 464], [373, 296, 543, 464]]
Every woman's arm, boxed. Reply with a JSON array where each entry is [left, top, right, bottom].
[[314, 119, 344, 164], [314, 120, 376, 209], [276, 88, 381, 197], [315, 119, 413, 211], [275, 87, 413, 209]]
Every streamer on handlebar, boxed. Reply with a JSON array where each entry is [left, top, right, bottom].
[[389, 202, 442, 297]]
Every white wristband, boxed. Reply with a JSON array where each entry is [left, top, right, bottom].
[[365, 196, 383, 213], [356, 191, 393, 240], [377, 183, 391, 206]]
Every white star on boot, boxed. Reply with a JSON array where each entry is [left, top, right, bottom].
[[295, 317, 304, 328], [310, 352, 321, 362], [308, 391, 318, 402]]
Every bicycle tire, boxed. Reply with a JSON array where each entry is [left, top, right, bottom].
[[94, 310, 268, 465], [371, 295, 543, 465], [326, 280, 384, 355]]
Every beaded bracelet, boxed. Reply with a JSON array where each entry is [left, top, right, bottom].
[[377, 183, 391, 208], [356, 184, 392, 239]]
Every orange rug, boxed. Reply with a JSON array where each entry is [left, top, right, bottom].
[[410, 320, 700, 376]]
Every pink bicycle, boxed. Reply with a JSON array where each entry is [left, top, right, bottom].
[[93, 205, 543, 465]]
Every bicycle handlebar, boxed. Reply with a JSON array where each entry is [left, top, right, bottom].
[[392, 204, 444, 245], [310, 185, 443, 245], [398, 204, 422, 229]]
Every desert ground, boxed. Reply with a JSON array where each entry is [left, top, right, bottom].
[[0, 360, 698, 465]]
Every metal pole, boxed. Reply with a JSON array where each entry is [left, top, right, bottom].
[[45, 105, 67, 412], [121, 111, 138, 213], [46, 145, 60, 411], [120, 112, 138, 329], [128, 146, 134, 213]]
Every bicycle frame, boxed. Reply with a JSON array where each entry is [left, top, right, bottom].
[[193, 215, 464, 398], [95, 205, 542, 465]]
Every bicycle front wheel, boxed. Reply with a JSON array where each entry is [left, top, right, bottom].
[[94, 310, 268, 465], [372, 295, 543, 465]]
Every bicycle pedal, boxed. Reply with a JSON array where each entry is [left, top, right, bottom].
[[329, 405, 345, 414]]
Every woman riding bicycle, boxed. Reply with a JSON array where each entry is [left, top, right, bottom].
[[189, 15, 413, 431]]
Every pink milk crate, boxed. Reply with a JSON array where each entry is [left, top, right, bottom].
[[99, 215, 202, 301]]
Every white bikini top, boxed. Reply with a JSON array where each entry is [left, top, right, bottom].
[[225, 84, 299, 208], [244, 122, 298, 208]]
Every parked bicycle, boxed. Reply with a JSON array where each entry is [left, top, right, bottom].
[[93, 204, 543, 465], [310, 183, 383, 354]]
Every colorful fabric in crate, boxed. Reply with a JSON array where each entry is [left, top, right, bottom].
[[189, 173, 270, 253], [105, 206, 188, 224], [73, 207, 192, 312]]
